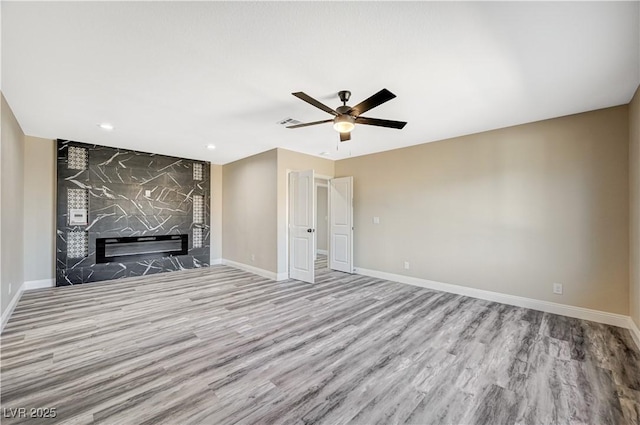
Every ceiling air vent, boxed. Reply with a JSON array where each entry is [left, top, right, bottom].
[[277, 117, 301, 126]]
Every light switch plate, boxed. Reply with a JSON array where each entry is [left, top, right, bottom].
[[145, 190, 152, 197], [373, 217, 380, 224]]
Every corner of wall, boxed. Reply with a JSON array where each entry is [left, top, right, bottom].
[[629, 84, 640, 330], [1, 285, 23, 334]]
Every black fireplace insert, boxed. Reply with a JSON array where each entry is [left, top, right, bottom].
[[96, 234, 189, 263]]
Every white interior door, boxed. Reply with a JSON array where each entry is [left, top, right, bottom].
[[329, 176, 353, 273], [289, 170, 315, 283]]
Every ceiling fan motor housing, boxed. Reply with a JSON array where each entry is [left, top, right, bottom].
[[338, 90, 351, 104]]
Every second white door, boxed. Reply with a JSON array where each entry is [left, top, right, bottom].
[[289, 170, 315, 283], [329, 176, 353, 273]]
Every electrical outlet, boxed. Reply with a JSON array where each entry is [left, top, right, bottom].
[[553, 283, 563, 295], [404, 261, 410, 270], [8, 283, 12, 295], [145, 190, 152, 197], [251, 254, 256, 262], [373, 217, 380, 224]]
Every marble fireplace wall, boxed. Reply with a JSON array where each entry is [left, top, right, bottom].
[[56, 140, 210, 286]]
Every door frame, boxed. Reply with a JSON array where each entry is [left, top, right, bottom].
[[286, 171, 332, 279], [315, 181, 329, 259]]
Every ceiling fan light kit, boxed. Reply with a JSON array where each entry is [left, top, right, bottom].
[[333, 115, 355, 133], [288, 88, 407, 142]]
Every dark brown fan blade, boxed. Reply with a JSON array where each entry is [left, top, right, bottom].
[[292, 92, 338, 116], [286, 119, 333, 129], [355, 116, 407, 129], [340, 132, 351, 142], [347, 89, 396, 116]]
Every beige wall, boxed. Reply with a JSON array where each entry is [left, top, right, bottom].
[[210, 164, 223, 262], [23, 137, 56, 283], [317, 185, 328, 252], [222, 149, 278, 272], [1, 93, 25, 316], [630, 86, 640, 327], [276, 148, 334, 275], [336, 106, 629, 315]]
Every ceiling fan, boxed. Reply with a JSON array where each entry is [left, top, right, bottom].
[[287, 89, 407, 142]]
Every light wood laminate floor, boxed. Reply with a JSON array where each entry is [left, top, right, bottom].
[[2, 257, 639, 425]]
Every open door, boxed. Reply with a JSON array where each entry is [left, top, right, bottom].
[[289, 170, 315, 283], [329, 176, 353, 273]]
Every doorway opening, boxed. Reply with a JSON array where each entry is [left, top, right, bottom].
[[288, 170, 353, 284], [315, 180, 329, 271]]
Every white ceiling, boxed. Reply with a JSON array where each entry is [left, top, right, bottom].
[[2, 2, 639, 164]]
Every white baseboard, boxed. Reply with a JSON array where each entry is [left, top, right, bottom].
[[23, 278, 54, 291], [2, 278, 55, 334], [275, 272, 289, 281], [628, 318, 640, 351], [209, 258, 223, 266], [221, 259, 279, 281], [355, 267, 631, 329], [1, 285, 24, 334], [317, 249, 328, 256]]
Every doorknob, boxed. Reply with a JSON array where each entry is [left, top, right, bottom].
[[307, 228, 315, 233]]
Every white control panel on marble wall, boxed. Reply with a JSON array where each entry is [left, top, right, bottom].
[[69, 208, 87, 226]]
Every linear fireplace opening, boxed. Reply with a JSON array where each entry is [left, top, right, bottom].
[[96, 234, 188, 263]]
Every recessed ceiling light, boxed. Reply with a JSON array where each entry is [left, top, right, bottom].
[[98, 123, 114, 131], [206, 144, 216, 150]]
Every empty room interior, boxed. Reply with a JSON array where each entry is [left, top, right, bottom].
[[2, 2, 640, 424]]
